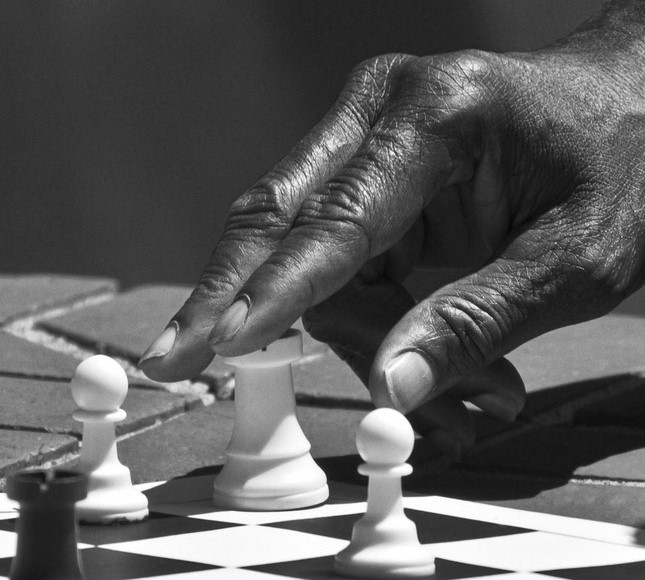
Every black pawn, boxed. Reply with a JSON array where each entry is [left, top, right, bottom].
[[7, 470, 88, 580]]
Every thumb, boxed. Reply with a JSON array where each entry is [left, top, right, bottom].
[[369, 234, 606, 412]]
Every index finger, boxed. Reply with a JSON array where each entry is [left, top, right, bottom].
[[139, 58, 401, 382]]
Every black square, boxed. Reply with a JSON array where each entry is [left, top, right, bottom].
[[543, 559, 645, 580], [248, 554, 513, 579], [79, 547, 221, 580], [266, 508, 531, 545], [78, 510, 235, 545]]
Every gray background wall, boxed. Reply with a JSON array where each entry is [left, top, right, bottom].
[[1, 0, 604, 288]]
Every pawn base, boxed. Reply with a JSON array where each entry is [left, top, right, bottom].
[[335, 544, 436, 579], [76, 487, 149, 524]]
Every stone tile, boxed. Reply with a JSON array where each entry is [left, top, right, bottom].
[[575, 446, 645, 482], [292, 349, 371, 405], [112, 403, 235, 484], [113, 400, 367, 484], [0, 429, 78, 483], [0, 331, 80, 379], [613, 284, 645, 317], [40, 285, 190, 357], [0, 376, 202, 437], [574, 378, 645, 428], [407, 466, 645, 527], [461, 425, 645, 482], [504, 311, 645, 423], [508, 312, 645, 394], [40, 285, 231, 385], [0, 274, 116, 324], [499, 482, 645, 529], [521, 372, 645, 420]]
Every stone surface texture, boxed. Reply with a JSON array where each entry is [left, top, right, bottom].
[[1, 276, 645, 527]]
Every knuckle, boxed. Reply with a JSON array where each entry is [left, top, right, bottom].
[[191, 268, 239, 303], [398, 49, 512, 129], [407, 49, 498, 99], [346, 54, 411, 91], [341, 54, 414, 125], [296, 174, 373, 256], [429, 291, 508, 374], [227, 172, 295, 238]]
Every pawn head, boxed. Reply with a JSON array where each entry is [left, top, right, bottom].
[[70, 355, 128, 412], [356, 408, 415, 465]]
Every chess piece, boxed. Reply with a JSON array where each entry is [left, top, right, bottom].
[[7, 469, 88, 580], [213, 329, 329, 510], [71, 355, 149, 524], [335, 408, 436, 578]]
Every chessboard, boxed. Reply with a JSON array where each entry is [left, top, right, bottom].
[[0, 466, 644, 580]]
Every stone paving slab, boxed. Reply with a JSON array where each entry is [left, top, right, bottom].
[[39, 285, 191, 357], [520, 373, 644, 420], [100, 400, 367, 484], [0, 376, 202, 438], [575, 379, 645, 428], [508, 312, 645, 393], [0, 331, 80, 379], [613, 287, 645, 317], [40, 285, 230, 386], [408, 466, 645, 527], [0, 274, 116, 324], [0, 330, 186, 391], [463, 425, 645, 481], [0, 430, 78, 484], [292, 348, 370, 404]]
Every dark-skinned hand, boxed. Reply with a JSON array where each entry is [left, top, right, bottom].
[[140, 0, 645, 460]]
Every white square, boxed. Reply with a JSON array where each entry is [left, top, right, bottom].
[[481, 572, 562, 580], [129, 570, 288, 580], [0, 531, 16, 560], [153, 499, 366, 525], [103, 525, 348, 567], [0, 495, 18, 521], [432, 531, 645, 572]]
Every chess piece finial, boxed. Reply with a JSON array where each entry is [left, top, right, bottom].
[[71, 355, 148, 524], [213, 329, 329, 510], [356, 407, 416, 465], [335, 408, 436, 578], [71, 354, 128, 412]]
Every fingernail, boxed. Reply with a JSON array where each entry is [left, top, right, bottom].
[[139, 320, 178, 365], [426, 429, 462, 462], [384, 351, 435, 413], [470, 393, 520, 422], [209, 295, 250, 347]]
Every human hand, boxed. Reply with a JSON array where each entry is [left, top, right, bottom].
[[140, 1, 645, 458]]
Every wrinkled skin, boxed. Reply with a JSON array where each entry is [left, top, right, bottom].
[[140, 1, 645, 459]]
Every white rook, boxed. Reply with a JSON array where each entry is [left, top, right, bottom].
[[213, 329, 329, 510]]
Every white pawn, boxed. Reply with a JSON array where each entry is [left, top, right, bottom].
[[213, 329, 329, 510], [70, 355, 148, 524], [335, 408, 435, 578]]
